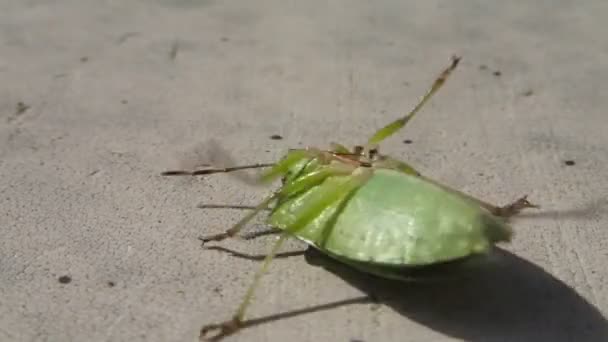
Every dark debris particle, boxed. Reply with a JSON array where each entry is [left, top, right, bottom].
[[522, 89, 534, 97], [58, 275, 72, 284], [493, 70, 502, 77], [16, 102, 29, 115], [107, 281, 116, 287], [220, 37, 229, 42], [479, 64, 488, 70], [564, 160, 576, 166], [169, 41, 179, 60], [121, 99, 128, 104], [80, 56, 89, 63], [403, 139, 413, 144], [270, 134, 283, 140]]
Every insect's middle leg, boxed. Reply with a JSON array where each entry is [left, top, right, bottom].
[[199, 161, 358, 245], [199, 194, 278, 244]]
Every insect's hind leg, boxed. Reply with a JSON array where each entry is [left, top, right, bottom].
[[493, 195, 540, 217], [200, 233, 291, 341], [199, 168, 372, 341], [420, 175, 539, 218]]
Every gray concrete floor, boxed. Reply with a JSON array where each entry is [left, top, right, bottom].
[[2, 1, 607, 341]]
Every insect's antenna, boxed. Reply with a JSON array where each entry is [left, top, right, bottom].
[[366, 55, 461, 147], [161, 163, 275, 176]]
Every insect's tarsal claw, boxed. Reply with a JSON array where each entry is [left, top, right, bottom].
[[199, 318, 242, 341], [198, 232, 231, 247], [518, 195, 540, 209]]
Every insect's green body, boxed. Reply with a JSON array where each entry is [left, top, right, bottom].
[[269, 160, 513, 275], [162, 57, 540, 340]]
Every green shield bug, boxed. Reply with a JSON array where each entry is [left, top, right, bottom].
[[162, 56, 539, 341]]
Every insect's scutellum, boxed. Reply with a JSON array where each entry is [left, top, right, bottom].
[[161, 56, 540, 341]]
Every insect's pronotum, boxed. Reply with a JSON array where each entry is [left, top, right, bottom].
[[162, 56, 539, 341]]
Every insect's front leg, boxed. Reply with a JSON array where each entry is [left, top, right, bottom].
[[198, 149, 325, 244], [373, 155, 421, 176]]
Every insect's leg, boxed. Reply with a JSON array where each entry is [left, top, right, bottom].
[[199, 193, 279, 244], [161, 163, 274, 176], [199, 227, 280, 246], [197, 204, 271, 210], [198, 150, 322, 244], [373, 155, 421, 176], [282, 167, 373, 234], [201, 161, 356, 250], [493, 195, 540, 217], [200, 168, 372, 341], [366, 56, 460, 147], [205, 245, 306, 261], [259, 149, 323, 183], [329, 142, 351, 154], [241, 228, 281, 240], [200, 233, 290, 341], [419, 175, 539, 218]]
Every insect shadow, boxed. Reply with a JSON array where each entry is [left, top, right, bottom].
[[209, 245, 608, 342]]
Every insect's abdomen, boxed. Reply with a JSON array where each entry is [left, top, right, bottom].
[[269, 168, 512, 266]]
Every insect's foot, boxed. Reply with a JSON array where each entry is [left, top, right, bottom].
[[199, 318, 242, 341], [198, 232, 232, 246], [499, 195, 540, 217]]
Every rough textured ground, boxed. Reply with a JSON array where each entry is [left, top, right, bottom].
[[1, 1, 607, 341]]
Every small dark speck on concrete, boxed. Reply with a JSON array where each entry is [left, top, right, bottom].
[[493, 70, 502, 77], [564, 160, 576, 166], [350, 339, 365, 342], [58, 275, 72, 284], [80, 56, 89, 63], [403, 139, 413, 144], [220, 37, 229, 42], [522, 89, 534, 97], [16, 102, 29, 115], [107, 281, 115, 288], [270, 134, 283, 140], [479, 64, 488, 70], [169, 41, 179, 61], [121, 99, 128, 104]]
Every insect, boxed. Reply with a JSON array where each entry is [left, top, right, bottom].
[[162, 56, 539, 341]]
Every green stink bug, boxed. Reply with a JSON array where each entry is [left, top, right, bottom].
[[162, 56, 539, 341]]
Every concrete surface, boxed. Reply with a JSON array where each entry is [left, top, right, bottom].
[[1, 1, 607, 341]]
